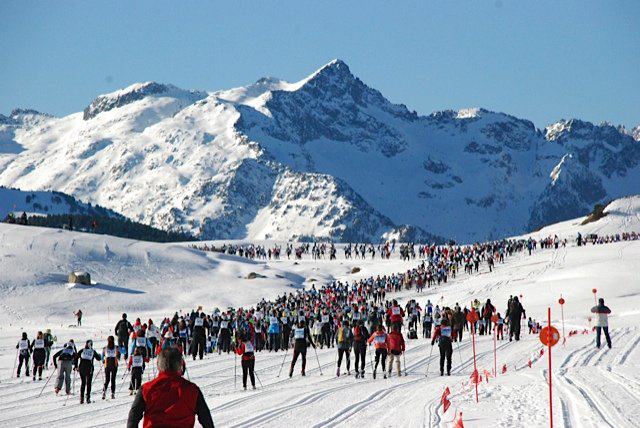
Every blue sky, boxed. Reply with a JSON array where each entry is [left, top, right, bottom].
[[1, 1, 639, 129]]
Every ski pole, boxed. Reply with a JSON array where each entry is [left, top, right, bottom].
[[276, 347, 289, 378], [38, 366, 57, 397], [118, 369, 130, 393], [12, 350, 18, 378], [403, 351, 407, 376], [183, 359, 191, 381], [368, 345, 375, 373], [92, 364, 103, 385], [234, 351, 237, 389], [255, 369, 264, 389], [72, 368, 76, 395], [456, 338, 463, 365], [313, 346, 323, 375], [425, 344, 435, 378]]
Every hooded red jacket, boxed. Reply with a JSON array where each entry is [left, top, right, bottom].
[[127, 371, 214, 428]]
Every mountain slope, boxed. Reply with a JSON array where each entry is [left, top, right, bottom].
[[1, 60, 638, 242]]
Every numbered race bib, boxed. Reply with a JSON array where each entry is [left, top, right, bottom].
[[220, 321, 228, 329], [392, 307, 401, 315], [269, 316, 278, 325], [425, 315, 432, 322], [195, 318, 204, 327], [212, 321, 219, 327], [281, 317, 288, 323], [298, 315, 306, 323], [441, 327, 452, 338], [179, 330, 188, 338], [105, 348, 117, 358], [136, 337, 146, 347], [294, 328, 305, 339], [63, 347, 74, 356], [34, 339, 45, 349], [353, 313, 361, 320], [18, 340, 29, 350], [132, 356, 144, 367], [244, 341, 255, 353], [374, 335, 386, 344], [81, 349, 94, 360], [322, 315, 329, 323]]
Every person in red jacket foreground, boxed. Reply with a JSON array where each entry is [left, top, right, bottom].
[[127, 347, 214, 428], [387, 325, 405, 377], [431, 318, 457, 376]]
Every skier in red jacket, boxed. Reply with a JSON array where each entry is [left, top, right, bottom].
[[386, 300, 405, 330], [127, 348, 213, 428], [387, 326, 405, 377]]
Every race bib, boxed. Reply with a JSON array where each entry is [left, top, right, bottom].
[[244, 341, 255, 353], [281, 317, 288, 323], [353, 313, 361, 320], [136, 337, 146, 347], [294, 328, 305, 339], [424, 315, 432, 322], [81, 349, 94, 360], [374, 335, 386, 344], [220, 321, 228, 329], [298, 315, 306, 323], [179, 330, 188, 338], [195, 318, 204, 327], [34, 339, 45, 349], [18, 340, 29, 350], [441, 327, 452, 338], [132, 356, 144, 367], [269, 316, 278, 325], [105, 348, 117, 358], [212, 321, 219, 327], [392, 307, 401, 315], [322, 315, 329, 323], [63, 347, 74, 356]]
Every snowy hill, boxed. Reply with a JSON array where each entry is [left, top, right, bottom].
[[1, 60, 639, 242], [0, 186, 118, 220], [520, 195, 640, 240], [0, 206, 639, 427]]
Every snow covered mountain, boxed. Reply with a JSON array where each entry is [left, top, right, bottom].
[[0, 186, 119, 220], [1, 60, 638, 242]]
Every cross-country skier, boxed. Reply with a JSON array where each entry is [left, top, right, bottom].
[[102, 336, 120, 400], [506, 296, 525, 341], [53, 342, 77, 395], [432, 318, 456, 376], [128, 347, 149, 395], [591, 298, 612, 349], [387, 325, 405, 377], [16, 332, 32, 378], [31, 331, 48, 381], [190, 312, 209, 360], [367, 324, 389, 379], [352, 320, 369, 378], [289, 321, 315, 377], [235, 331, 256, 390], [76, 340, 101, 403], [336, 320, 353, 376], [115, 314, 134, 360]]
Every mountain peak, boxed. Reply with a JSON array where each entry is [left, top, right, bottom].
[[83, 82, 207, 120]]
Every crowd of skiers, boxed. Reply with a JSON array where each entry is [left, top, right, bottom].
[[12, 234, 616, 407]]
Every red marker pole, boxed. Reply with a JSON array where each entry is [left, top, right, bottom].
[[491, 314, 498, 376], [558, 297, 565, 345], [592, 288, 598, 306], [468, 303, 479, 403], [548, 307, 553, 428]]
